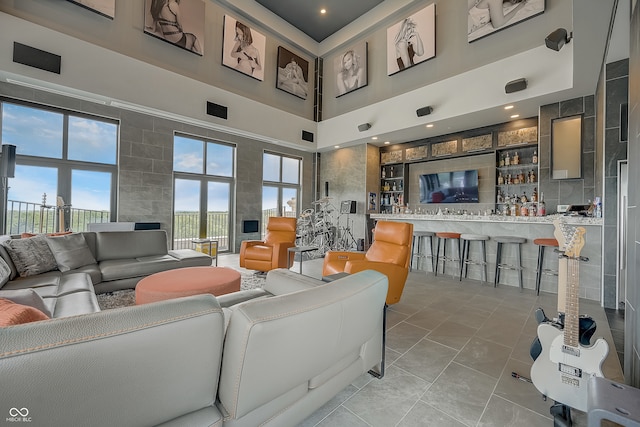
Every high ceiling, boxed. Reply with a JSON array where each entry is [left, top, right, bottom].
[[255, 0, 385, 42]]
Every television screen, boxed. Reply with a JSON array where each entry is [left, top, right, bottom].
[[419, 170, 479, 203]]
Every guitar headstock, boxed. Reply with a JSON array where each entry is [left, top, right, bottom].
[[553, 219, 586, 257], [553, 219, 567, 250], [564, 227, 586, 258]]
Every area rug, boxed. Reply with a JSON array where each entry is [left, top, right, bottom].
[[97, 271, 266, 310]]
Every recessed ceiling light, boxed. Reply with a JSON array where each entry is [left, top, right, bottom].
[[371, 136, 378, 140], [426, 124, 434, 128], [504, 105, 514, 110], [384, 141, 390, 145], [510, 114, 520, 118], [334, 145, 340, 148], [320, 8, 326, 14]]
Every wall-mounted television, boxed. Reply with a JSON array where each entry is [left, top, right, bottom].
[[419, 169, 479, 203]]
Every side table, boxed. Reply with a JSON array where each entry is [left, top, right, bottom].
[[193, 238, 219, 266], [287, 246, 318, 274]]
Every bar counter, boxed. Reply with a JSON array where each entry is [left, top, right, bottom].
[[371, 213, 603, 303]]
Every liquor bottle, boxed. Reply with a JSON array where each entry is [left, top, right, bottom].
[[532, 149, 538, 164], [390, 167, 394, 178], [505, 152, 510, 166], [530, 169, 536, 183], [531, 187, 538, 202], [520, 192, 528, 203], [381, 168, 386, 179], [497, 172, 504, 185], [518, 171, 525, 183], [537, 192, 546, 216], [513, 152, 520, 165]]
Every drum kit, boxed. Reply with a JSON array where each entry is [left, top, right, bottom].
[[296, 197, 358, 255]]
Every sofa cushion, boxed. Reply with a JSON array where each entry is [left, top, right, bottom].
[[45, 233, 97, 272], [0, 256, 12, 287], [95, 230, 168, 261], [0, 297, 49, 326], [99, 255, 180, 282], [0, 288, 53, 317], [2, 235, 58, 277], [0, 236, 18, 281]]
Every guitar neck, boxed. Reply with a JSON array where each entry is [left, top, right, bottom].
[[563, 257, 580, 348]]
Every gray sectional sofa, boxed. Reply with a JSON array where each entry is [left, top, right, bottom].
[[0, 268, 388, 427], [0, 229, 212, 317]]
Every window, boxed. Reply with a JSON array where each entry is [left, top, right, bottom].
[[173, 134, 235, 251], [262, 152, 301, 234], [0, 100, 117, 234]]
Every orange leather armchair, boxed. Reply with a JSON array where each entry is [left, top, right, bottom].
[[323, 220, 413, 305], [240, 217, 297, 272]]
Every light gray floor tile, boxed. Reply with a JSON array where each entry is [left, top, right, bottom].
[[313, 406, 370, 427], [404, 307, 452, 331], [343, 365, 430, 427], [299, 384, 360, 427], [421, 362, 497, 426], [477, 395, 552, 427], [393, 338, 458, 383], [386, 321, 430, 354], [427, 319, 477, 350], [397, 401, 467, 427], [454, 337, 511, 379]]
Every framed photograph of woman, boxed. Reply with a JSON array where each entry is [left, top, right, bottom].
[[468, 0, 545, 43], [66, 0, 115, 19], [222, 15, 266, 81], [334, 42, 368, 97], [386, 4, 436, 76], [276, 47, 310, 100], [144, 0, 204, 56]]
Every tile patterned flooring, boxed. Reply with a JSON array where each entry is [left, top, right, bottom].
[[218, 255, 623, 427]]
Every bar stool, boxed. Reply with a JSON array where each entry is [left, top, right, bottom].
[[459, 234, 490, 283], [411, 231, 435, 272], [534, 238, 559, 295], [494, 236, 527, 289], [435, 232, 461, 277]]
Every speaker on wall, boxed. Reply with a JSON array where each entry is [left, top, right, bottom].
[[416, 106, 433, 117], [324, 182, 329, 197], [1, 144, 16, 178], [206, 101, 228, 119], [13, 42, 61, 74], [505, 78, 527, 94], [357, 123, 371, 132], [302, 130, 314, 142]]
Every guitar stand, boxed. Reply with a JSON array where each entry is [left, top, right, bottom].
[[550, 402, 572, 427]]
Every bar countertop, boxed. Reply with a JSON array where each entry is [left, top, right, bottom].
[[370, 213, 603, 226]]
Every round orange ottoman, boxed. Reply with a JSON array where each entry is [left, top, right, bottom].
[[135, 266, 241, 305]]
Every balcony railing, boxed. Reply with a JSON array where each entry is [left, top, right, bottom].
[[5, 200, 295, 254], [5, 199, 109, 235], [173, 211, 230, 251]]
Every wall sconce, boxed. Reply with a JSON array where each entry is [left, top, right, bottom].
[[358, 123, 371, 132], [545, 28, 572, 51], [416, 106, 433, 117]]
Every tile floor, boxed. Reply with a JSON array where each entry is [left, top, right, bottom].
[[218, 254, 623, 427]]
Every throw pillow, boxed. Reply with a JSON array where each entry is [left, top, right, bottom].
[[2, 236, 58, 277], [0, 298, 49, 327], [0, 289, 53, 317], [0, 256, 11, 287], [45, 233, 97, 272]]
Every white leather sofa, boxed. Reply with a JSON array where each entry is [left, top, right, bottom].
[[0, 269, 388, 427]]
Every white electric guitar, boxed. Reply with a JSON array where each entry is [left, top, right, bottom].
[[530, 222, 609, 412]]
